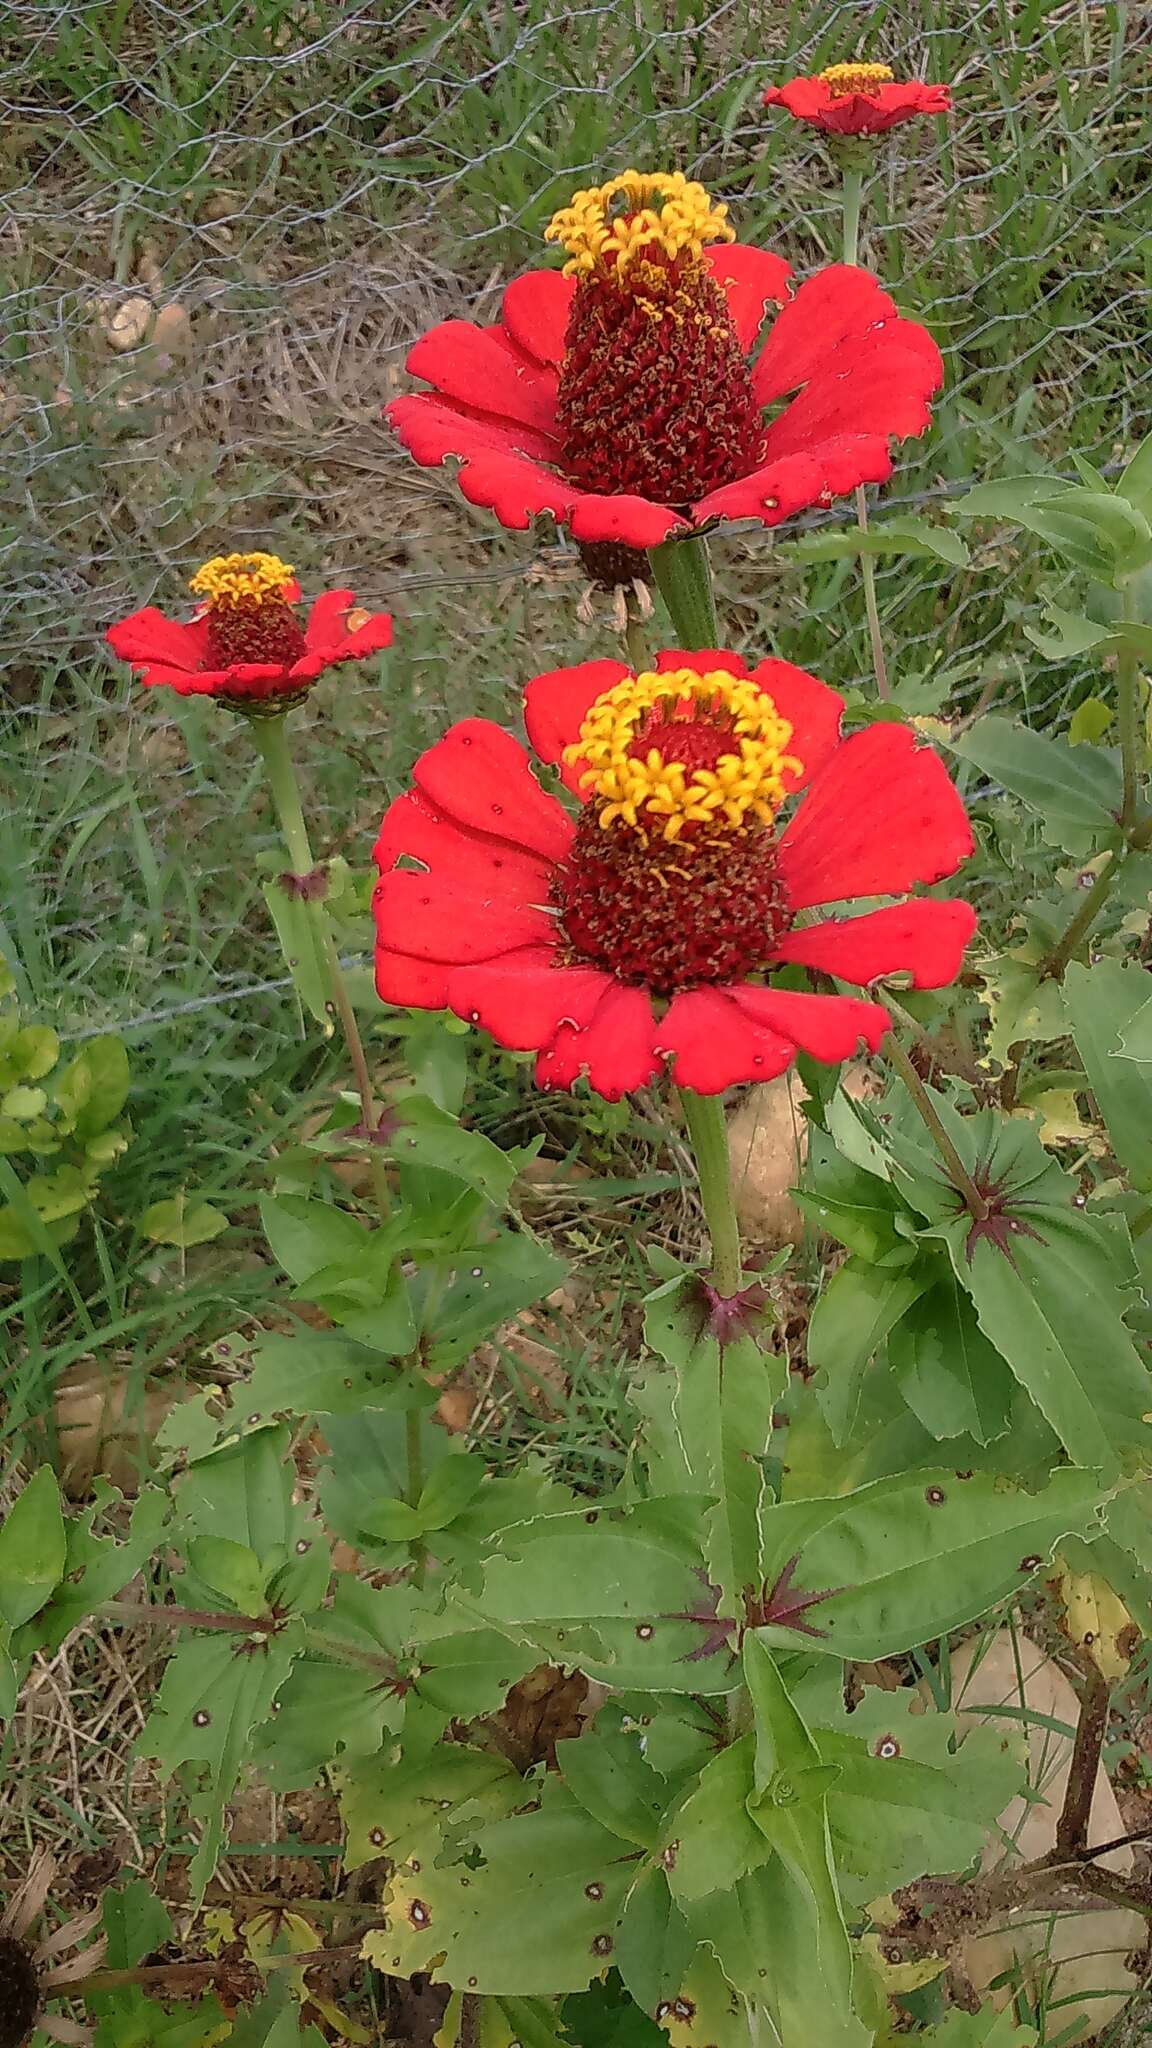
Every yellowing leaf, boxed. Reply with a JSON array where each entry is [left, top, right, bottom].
[[1056, 1563, 1139, 1681], [860, 1932, 948, 1993]]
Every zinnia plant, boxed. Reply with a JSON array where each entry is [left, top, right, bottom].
[[107, 550, 392, 705], [12, 61, 1152, 2048], [372, 649, 976, 1100], [764, 63, 952, 137], [386, 168, 943, 569]]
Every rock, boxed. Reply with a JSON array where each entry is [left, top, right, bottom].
[[952, 1628, 1142, 2041], [99, 295, 155, 352], [727, 1074, 808, 1250], [52, 1361, 178, 1497]]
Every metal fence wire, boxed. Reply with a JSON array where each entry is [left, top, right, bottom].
[[0, 0, 1149, 1036]]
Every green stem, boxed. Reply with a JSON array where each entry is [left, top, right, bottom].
[[678, 1088, 743, 1295], [839, 164, 890, 699], [855, 487, 891, 698], [1117, 589, 1144, 830], [624, 608, 651, 674], [884, 1033, 989, 1223], [649, 533, 719, 647], [1038, 851, 1122, 980], [840, 164, 864, 268], [248, 715, 392, 1218]]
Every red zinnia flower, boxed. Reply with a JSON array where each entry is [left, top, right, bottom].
[[372, 649, 975, 1100], [107, 551, 393, 706], [385, 169, 943, 557], [764, 64, 952, 138]]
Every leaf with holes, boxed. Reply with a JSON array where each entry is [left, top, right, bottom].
[[340, 1742, 522, 1872], [361, 1781, 635, 1994], [751, 1466, 1103, 1661]]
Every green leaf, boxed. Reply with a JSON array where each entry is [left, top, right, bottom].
[[1120, 427, 1152, 517], [644, 1273, 780, 1601], [359, 1495, 423, 1541], [936, 1204, 1152, 1477], [237, 1329, 426, 1422], [102, 1881, 174, 1968], [262, 876, 331, 1026], [690, 1860, 870, 2047], [174, 1426, 302, 1560], [1117, 991, 1152, 1063], [0, 1466, 66, 1627], [421, 1231, 567, 1370], [753, 1467, 1103, 1661], [790, 516, 970, 568], [1068, 695, 1114, 744], [362, 1782, 634, 1995], [2, 1024, 59, 1086], [614, 1867, 695, 2015], [416, 1451, 488, 1531], [1, 1085, 47, 1120], [185, 1536, 267, 1614], [660, 1736, 770, 1901], [888, 1278, 1015, 1445], [54, 1035, 130, 1142], [948, 716, 1122, 844], [19, 1484, 169, 1654], [802, 1682, 1024, 1900], [140, 1624, 302, 1899], [1066, 959, 1152, 1187], [557, 1726, 665, 1850], [797, 1130, 911, 1264], [386, 1094, 518, 1206], [952, 475, 1067, 519], [341, 1741, 521, 1871], [259, 1193, 366, 1288], [808, 1258, 931, 1446], [141, 1195, 229, 1247], [475, 1526, 735, 1694]]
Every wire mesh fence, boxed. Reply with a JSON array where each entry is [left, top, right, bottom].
[[1, 0, 1149, 1039]]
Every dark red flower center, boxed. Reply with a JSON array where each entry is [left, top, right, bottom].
[[545, 172, 765, 509], [188, 551, 308, 670], [553, 811, 792, 994], [553, 664, 800, 993]]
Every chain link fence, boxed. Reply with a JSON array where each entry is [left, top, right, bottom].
[[1, 0, 1148, 1038]]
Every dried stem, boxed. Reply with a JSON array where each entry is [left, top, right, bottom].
[[1054, 1661, 1112, 1862]]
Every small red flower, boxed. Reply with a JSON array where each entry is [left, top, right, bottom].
[[372, 649, 976, 1100], [386, 169, 943, 555], [764, 64, 952, 138], [107, 551, 393, 705]]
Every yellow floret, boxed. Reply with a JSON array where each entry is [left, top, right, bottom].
[[818, 62, 895, 96], [544, 170, 734, 282], [189, 551, 295, 609], [566, 667, 801, 842]]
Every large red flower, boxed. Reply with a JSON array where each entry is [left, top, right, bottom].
[[372, 648, 975, 1100], [764, 64, 952, 138], [385, 169, 943, 557], [107, 551, 393, 704]]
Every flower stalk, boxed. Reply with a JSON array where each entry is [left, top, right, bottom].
[[885, 1031, 989, 1222], [248, 713, 392, 1219], [648, 534, 720, 647], [679, 1088, 743, 1295], [1117, 581, 1145, 831], [840, 163, 891, 699]]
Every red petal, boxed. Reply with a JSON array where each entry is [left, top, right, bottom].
[[728, 984, 889, 1061], [373, 869, 554, 964], [695, 434, 895, 528], [523, 659, 631, 795], [536, 983, 661, 1100], [656, 988, 794, 1093], [106, 607, 211, 676], [449, 947, 612, 1052], [373, 790, 551, 897], [375, 947, 452, 1009], [302, 588, 356, 652], [406, 321, 559, 436], [750, 657, 843, 791], [774, 899, 977, 989], [654, 647, 752, 680], [333, 611, 394, 662], [705, 243, 792, 352], [501, 270, 576, 369], [754, 266, 897, 406], [763, 330, 942, 463], [779, 724, 974, 909], [414, 720, 574, 863], [568, 492, 687, 547], [387, 392, 561, 466]]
